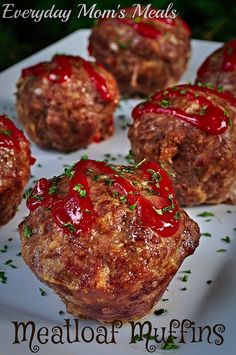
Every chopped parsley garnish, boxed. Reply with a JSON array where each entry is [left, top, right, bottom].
[[0, 245, 8, 253], [129, 203, 137, 211], [180, 287, 187, 291], [59, 310, 65, 315], [120, 195, 127, 202], [64, 165, 75, 178], [4, 259, 17, 269], [181, 270, 191, 274], [23, 225, 32, 238], [80, 154, 88, 160], [173, 211, 180, 220], [16, 252, 22, 257], [73, 184, 87, 197], [147, 168, 162, 185], [125, 150, 134, 164], [182, 275, 189, 282], [0, 271, 7, 284], [160, 163, 176, 177], [135, 158, 146, 169], [217, 249, 227, 253], [39, 288, 46, 296], [197, 211, 214, 217], [154, 308, 167, 316], [48, 183, 58, 195], [160, 99, 170, 108], [32, 195, 44, 201], [105, 178, 114, 186], [63, 222, 76, 233], [161, 335, 179, 350], [221, 236, 230, 243], [162, 298, 169, 302], [207, 280, 212, 284], [201, 232, 212, 237], [199, 104, 208, 116], [218, 85, 224, 92], [1, 129, 12, 136]]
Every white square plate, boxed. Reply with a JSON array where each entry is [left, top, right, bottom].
[[0, 30, 235, 355]]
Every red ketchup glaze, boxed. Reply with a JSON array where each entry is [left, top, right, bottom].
[[222, 40, 236, 72], [26, 159, 181, 238], [115, 18, 161, 39], [21, 55, 112, 102], [0, 115, 35, 164], [132, 84, 233, 135]]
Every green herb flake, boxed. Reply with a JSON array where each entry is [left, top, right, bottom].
[[64, 165, 75, 178], [16, 252, 22, 257], [221, 236, 230, 243], [161, 335, 179, 350], [180, 89, 187, 94], [0, 245, 8, 253], [160, 99, 170, 108], [1, 129, 12, 136], [182, 275, 189, 282], [207, 280, 212, 285], [105, 178, 114, 186], [4, 259, 17, 269], [120, 195, 127, 202], [180, 287, 187, 291], [201, 232, 212, 237], [217, 249, 227, 253], [80, 154, 88, 160], [59, 310, 65, 315], [197, 211, 215, 217], [73, 184, 87, 197], [63, 222, 76, 233], [162, 298, 169, 302], [39, 288, 46, 296], [0, 271, 7, 284], [154, 308, 167, 316], [129, 203, 137, 211], [23, 225, 32, 238], [48, 183, 58, 195], [174, 211, 181, 220], [199, 104, 208, 116]]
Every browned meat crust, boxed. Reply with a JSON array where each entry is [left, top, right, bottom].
[[129, 85, 236, 206], [0, 115, 32, 226], [16, 55, 119, 152], [19, 159, 200, 322], [89, 7, 191, 96], [196, 42, 236, 97]]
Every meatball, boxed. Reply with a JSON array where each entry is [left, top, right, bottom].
[[128, 84, 236, 206], [89, 7, 191, 97], [0, 114, 33, 226], [16, 55, 119, 151], [196, 39, 236, 96], [18, 157, 200, 322]]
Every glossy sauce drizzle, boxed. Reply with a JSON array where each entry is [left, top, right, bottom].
[[132, 84, 233, 135], [27, 159, 181, 238], [22, 55, 112, 102], [0, 115, 35, 164]]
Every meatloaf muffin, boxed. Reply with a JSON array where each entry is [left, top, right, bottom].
[[16, 55, 119, 151], [129, 83, 236, 206], [89, 7, 191, 96], [0, 114, 33, 226], [19, 157, 200, 322], [196, 40, 236, 96]]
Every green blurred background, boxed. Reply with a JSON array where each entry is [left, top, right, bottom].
[[1, 0, 236, 71]]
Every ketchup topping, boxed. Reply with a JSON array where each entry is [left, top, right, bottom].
[[27, 159, 181, 238], [222, 39, 236, 72], [21, 55, 112, 102], [132, 84, 234, 135], [0, 115, 34, 164], [99, 7, 191, 39]]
